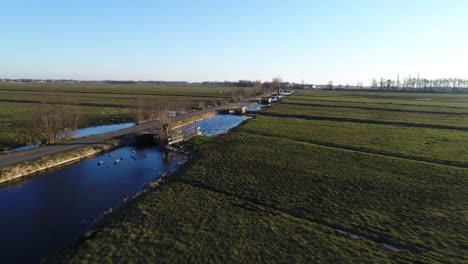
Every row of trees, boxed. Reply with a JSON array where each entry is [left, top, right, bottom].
[[134, 96, 193, 125], [253, 77, 286, 95], [230, 88, 246, 101], [2, 79, 292, 88], [370, 76, 468, 93], [230, 77, 289, 101]]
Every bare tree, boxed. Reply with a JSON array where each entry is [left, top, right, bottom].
[[230, 87, 246, 101], [135, 96, 176, 124], [60, 98, 80, 139], [271, 77, 283, 95], [134, 95, 145, 124], [134, 96, 191, 140], [216, 98, 228, 105], [32, 90, 80, 144], [369, 75, 468, 93], [253, 82, 265, 95], [172, 99, 192, 114]]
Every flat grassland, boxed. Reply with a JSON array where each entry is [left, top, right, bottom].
[[266, 102, 468, 129], [49, 90, 468, 263], [0, 82, 245, 150]]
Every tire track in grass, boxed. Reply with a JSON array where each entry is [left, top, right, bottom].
[[178, 181, 401, 251], [178, 132, 467, 262]]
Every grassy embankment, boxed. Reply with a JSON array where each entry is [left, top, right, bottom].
[[49, 90, 467, 263], [0, 82, 250, 150], [0, 138, 124, 184]]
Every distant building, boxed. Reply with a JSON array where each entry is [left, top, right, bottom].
[[295, 84, 316, 89]]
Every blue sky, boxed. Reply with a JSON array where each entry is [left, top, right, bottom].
[[1, 0, 467, 84]]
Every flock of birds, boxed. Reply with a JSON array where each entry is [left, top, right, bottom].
[[97, 149, 148, 168], [95, 148, 188, 189]]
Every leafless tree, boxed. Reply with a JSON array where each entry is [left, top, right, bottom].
[[32, 90, 80, 144], [216, 98, 228, 105], [134, 95, 145, 124], [134, 96, 176, 124], [370, 75, 468, 93], [133, 96, 193, 139], [253, 82, 265, 95], [271, 77, 283, 95], [172, 99, 192, 114], [230, 87, 246, 101]]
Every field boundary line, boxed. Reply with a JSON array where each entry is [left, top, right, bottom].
[[286, 97, 468, 109], [279, 102, 468, 116], [236, 131, 468, 169], [0, 98, 133, 108], [255, 112, 468, 131]]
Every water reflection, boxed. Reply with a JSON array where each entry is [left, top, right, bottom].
[[248, 104, 267, 111], [3, 142, 42, 153], [74, 122, 135, 138], [188, 114, 252, 136], [0, 146, 184, 264], [3, 122, 135, 153]]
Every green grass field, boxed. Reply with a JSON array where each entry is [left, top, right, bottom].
[[0, 82, 250, 150], [282, 98, 468, 114], [287, 89, 468, 107], [240, 116, 468, 167], [264, 104, 468, 129], [49, 90, 468, 263], [0, 82, 240, 105], [48, 182, 414, 264]]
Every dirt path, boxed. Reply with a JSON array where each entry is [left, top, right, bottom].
[[0, 98, 257, 168]]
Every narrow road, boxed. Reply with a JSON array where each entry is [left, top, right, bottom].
[[0, 98, 257, 168]]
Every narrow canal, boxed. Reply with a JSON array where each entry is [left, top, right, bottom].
[[3, 122, 136, 153], [0, 113, 255, 263], [186, 114, 252, 136]]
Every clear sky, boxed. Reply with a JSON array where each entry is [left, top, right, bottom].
[[1, 0, 467, 84]]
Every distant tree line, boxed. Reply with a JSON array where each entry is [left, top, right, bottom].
[[369, 76, 468, 93], [4, 76, 468, 94], [251, 78, 294, 95], [0, 79, 291, 89]]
